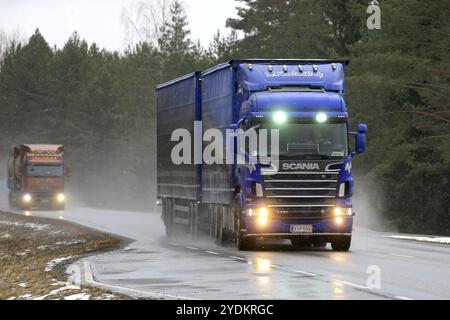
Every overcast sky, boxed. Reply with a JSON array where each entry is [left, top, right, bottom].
[[0, 0, 239, 51]]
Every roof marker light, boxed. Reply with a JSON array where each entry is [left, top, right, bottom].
[[248, 64, 253, 70], [268, 65, 273, 72], [273, 111, 287, 124], [298, 65, 303, 72], [313, 65, 318, 72], [283, 65, 288, 72], [316, 113, 328, 123], [332, 63, 337, 71]]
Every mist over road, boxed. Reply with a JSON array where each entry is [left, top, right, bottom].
[[1, 187, 449, 300]]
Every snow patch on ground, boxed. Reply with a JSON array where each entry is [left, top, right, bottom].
[[0, 220, 50, 231], [64, 293, 91, 300], [391, 235, 450, 244], [45, 256, 73, 272], [1, 233, 11, 238], [66, 264, 81, 286], [33, 284, 81, 300]]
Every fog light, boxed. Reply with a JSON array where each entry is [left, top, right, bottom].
[[57, 193, 65, 203], [23, 194, 32, 203], [257, 216, 268, 226], [335, 217, 344, 225]]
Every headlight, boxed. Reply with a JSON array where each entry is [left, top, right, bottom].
[[23, 194, 32, 202], [334, 207, 352, 216], [247, 207, 269, 217], [57, 193, 65, 203], [248, 207, 269, 225]]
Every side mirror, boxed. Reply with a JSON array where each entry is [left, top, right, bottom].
[[358, 123, 368, 134], [355, 133, 366, 154], [350, 124, 368, 156]]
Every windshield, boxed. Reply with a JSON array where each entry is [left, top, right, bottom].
[[25, 165, 64, 177], [260, 122, 348, 159]]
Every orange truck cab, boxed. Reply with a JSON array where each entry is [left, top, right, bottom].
[[7, 144, 68, 210]]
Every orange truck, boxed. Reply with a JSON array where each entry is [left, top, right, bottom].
[[7, 144, 69, 210]]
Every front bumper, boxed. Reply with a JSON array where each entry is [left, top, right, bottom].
[[242, 216, 353, 238], [21, 193, 65, 209]]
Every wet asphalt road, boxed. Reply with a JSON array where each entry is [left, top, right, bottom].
[[1, 193, 450, 300]]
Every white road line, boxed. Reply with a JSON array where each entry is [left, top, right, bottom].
[[395, 296, 414, 300], [294, 270, 318, 277], [205, 251, 220, 255], [389, 253, 415, 259], [83, 260, 194, 300], [229, 256, 247, 261], [340, 281, 367, 290], [185, 246, 199, 250]]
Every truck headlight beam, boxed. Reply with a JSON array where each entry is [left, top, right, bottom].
[[316, 113, 328, 123], [273, 111, 287, 124], [57, 193, 65, 203]]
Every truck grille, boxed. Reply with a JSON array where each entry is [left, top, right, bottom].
[[263, 171, 338, 218]]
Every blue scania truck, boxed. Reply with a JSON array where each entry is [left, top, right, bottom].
[[156, 59, 367, 251]]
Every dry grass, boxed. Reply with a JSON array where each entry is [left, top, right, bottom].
[[0, 211, 133, 300]]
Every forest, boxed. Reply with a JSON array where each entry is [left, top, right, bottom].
[[0, 0, 448, 234]]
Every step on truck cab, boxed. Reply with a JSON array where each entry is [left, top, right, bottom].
[[7, 144, 69, 210], [156, 59, 367, 251]]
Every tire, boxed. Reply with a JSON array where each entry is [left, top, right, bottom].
[[164, 199, 174, 237], [238, 234, 255, 251], [235, 216, 255, 251], [331, 236, 352, 252], [215, 206, 225, 245], [189, 202, 198, 239], [54, 204, 65, 211], [8, 192, 15, 209]]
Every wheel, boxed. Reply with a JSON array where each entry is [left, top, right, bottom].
[[331, 236, 352, 251], [235, 217, 255, 250], [238, 234, 255, 251], [8, 192, 15, 209], [53, 204, 65, 211], [215, 205, 224, 245], [189, 202, 198, 239], [291, 238, 311, 250], [164, 199, 174, 237]]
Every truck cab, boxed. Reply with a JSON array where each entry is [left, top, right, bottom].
[[8, 144, 68, 210], [232, 60, 367, 251]]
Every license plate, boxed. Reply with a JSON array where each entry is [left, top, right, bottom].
[[41, 199, 50, 204], [290, 225, 313, 234]]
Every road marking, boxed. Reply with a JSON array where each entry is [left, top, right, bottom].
[[389, 253, 415, 259], [185, 246, 199, 251], [83, 260, 194, 300], [205, 251, 220, 255], [340, 281, 367, 290], [229, 256, 247, 261], [294, 270, 318, 277], [395, 296, 414, 300]]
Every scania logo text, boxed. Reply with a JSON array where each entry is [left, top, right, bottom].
[[282, 163, 320, 171]]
